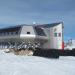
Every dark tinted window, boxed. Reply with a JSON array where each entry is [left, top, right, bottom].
[[27, 32, 30, 34], [34, 27, 46, 36], [0, 26, 21, 36], [58, 33, 61, 37], [54, 33, 57, 37]]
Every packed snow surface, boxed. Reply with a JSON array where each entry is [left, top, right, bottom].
[[0, 50, 75, 75]]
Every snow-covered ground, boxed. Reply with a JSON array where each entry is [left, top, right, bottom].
[[0, 49, 75, 75]]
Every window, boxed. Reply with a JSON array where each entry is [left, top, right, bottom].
[[5, 32, 7, 35], [8, 32, 11, 35], [11, 32, 13, 35], [58, 33, 61, 37], [0, 33, 1, 36], [54, 33, 57, 37], [7, 32, 9, 35], [34, 27, 46, 36], [27, 32, 30, 34], [1, 32, 4, 36], [15, 31, 18, 35]]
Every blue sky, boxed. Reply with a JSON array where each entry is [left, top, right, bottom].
[[0, 0, 75, 41]]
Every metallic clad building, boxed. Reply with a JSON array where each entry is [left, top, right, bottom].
[[0, 22, 64, 50], [38, 22, 64, 49]]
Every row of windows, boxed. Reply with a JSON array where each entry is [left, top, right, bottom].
[[0, 26, 21, 36], [54, 33, 61, 37], [0, 31, 19, 36], [0, 31, 31, 36]]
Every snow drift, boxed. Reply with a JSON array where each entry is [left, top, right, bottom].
[[0, 50, 75, 75]]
